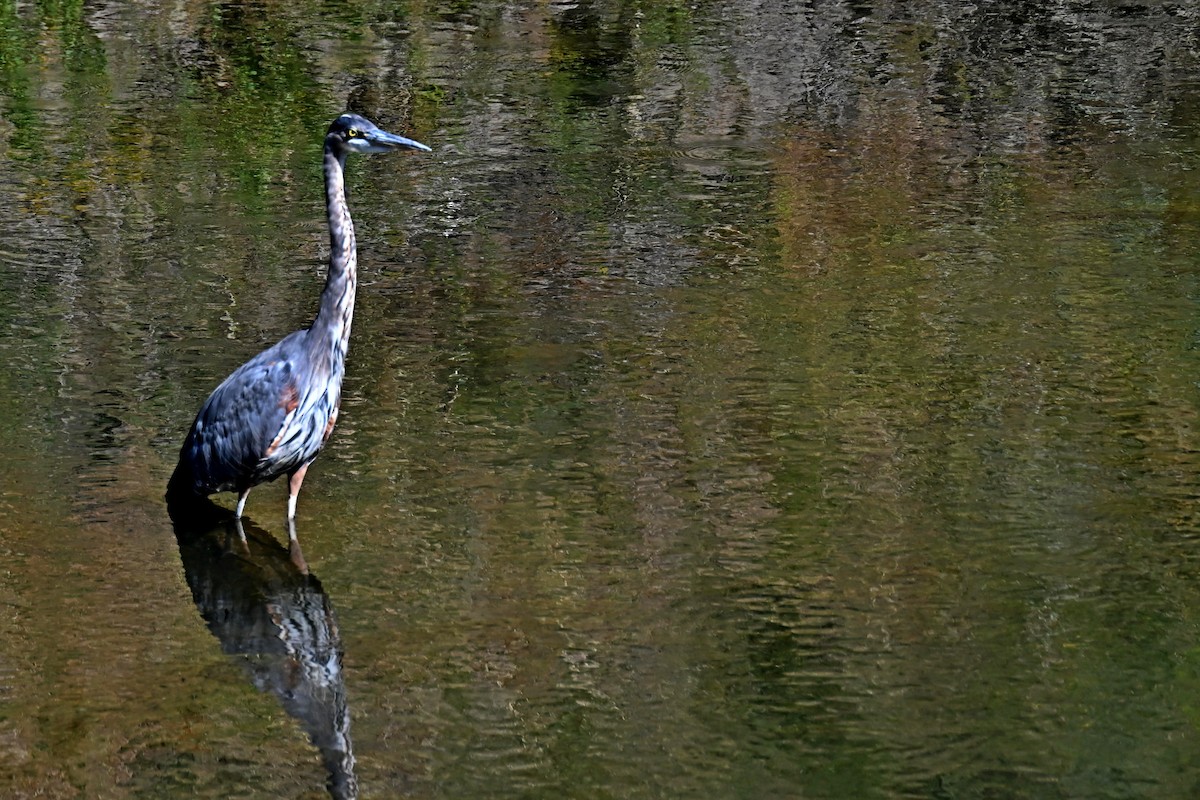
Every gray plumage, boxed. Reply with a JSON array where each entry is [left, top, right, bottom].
[[169, 113, 430, 526]]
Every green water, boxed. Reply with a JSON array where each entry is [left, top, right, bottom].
[[3, 1, 1200, 797]]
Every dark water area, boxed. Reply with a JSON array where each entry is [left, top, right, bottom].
[[4, 1, 1200, 797]]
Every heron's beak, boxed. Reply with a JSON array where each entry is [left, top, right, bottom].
[[367, 129, 432, 153]]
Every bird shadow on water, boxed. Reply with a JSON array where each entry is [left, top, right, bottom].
[[167, 497, 358, 799]]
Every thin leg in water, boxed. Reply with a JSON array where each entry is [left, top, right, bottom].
[[235, 488, 250, 519], [287, 462, 310, 525], [287, 518, 309, 574], [233, 517, 250, 551]]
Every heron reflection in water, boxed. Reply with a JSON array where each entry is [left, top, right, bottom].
[[169, 498, 357, 799], [168, 113, 430, 528]]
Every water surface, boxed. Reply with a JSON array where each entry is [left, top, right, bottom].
[[3, 1, 1200, 798]]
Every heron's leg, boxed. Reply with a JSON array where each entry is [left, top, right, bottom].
[[235, 488, 251, 518], [287, 463, 310, 522], [233, 517, 249, 550], [287, 519, 308, 573]]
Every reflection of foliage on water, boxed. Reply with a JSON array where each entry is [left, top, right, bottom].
[[0, 0, 106, 155], [184, 0, 328, 188], [545, 0, 633, 105]]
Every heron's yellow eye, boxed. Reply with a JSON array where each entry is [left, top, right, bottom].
[[347, 128, 360, 139]]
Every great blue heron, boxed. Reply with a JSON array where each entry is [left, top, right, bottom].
[[168, 113, 430, 527]]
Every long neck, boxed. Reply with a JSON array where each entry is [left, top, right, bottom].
[[310, 143, 357, 370]]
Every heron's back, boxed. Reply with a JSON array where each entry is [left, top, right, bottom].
[[173, 330, 342, 496]]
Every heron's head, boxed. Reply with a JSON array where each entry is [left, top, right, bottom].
[[326, 113, 431, 155]]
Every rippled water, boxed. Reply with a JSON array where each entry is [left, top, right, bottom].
[[4, 1, 1200, 798]]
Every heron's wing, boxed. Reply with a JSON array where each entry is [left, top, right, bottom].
[[186, 333, 306, 490]]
